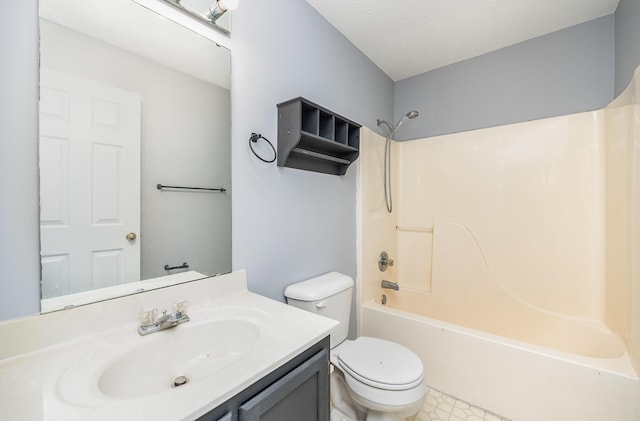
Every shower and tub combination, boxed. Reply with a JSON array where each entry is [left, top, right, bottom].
[[357, 71, 640, 420]]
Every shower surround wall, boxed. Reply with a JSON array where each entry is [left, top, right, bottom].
[[606, 69, 640, 379], [357, 68, 640, 420]]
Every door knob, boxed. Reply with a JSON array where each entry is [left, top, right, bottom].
[[126, 232, 137, 241]]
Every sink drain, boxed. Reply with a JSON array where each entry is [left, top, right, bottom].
[[172, 375, 189, 388]]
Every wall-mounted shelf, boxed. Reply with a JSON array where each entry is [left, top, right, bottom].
[[277, 97, 361, 175]]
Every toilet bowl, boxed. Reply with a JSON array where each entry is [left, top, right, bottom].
[[333, 337, 426, 420], [285, 272, 426, 421]]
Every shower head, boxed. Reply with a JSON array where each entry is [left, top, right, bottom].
[[377, 109, 419, 214], [392, 110, 420, 133], [406, 110, 419, 119], [376, 110, 420, 139]]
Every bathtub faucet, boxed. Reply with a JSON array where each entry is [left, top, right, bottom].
[[378, 251, 394, 272], [381, 280, 399, 291]]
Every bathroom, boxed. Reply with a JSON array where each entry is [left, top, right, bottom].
[[1, 0, 640, 420]]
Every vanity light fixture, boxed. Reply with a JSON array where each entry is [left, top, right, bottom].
[[157, 0, 239, 34], [207, 0, 238, 22]]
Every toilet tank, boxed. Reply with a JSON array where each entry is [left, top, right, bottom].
[[284, 272, 353, 348]]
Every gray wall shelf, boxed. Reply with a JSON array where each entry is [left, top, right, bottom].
[[277, 97, 361, 175]]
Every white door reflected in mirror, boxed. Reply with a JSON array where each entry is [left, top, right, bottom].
[[40, 71, 141, 298]]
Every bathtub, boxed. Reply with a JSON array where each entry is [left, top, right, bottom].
[[360, 296, 639, 421]]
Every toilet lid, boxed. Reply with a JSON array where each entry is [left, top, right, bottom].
[[337, 337, 424, 391]]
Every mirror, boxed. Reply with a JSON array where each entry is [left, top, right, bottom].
[[38, 0, 232, 312]]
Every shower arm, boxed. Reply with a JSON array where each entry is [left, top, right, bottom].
[[377, 110, 419, 139], [376, 119, 394, 133]]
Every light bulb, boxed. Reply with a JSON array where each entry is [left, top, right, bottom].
[[217, 0, 238, 11], [207, 0, 238, 21]]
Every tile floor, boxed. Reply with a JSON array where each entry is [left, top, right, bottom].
[[409, 388, 512, 421]]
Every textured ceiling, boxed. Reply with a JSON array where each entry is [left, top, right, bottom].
[[305, 0, 620, 81]]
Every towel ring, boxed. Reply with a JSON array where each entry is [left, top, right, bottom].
[[249, 132, 276, 163]]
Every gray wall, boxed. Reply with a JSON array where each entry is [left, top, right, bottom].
[[615, 0, 640, 95], [231, 0, 393, 339], [394, 15, 615, 140], [0, 0, 41, 321]]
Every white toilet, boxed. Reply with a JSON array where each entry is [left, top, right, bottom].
[[284, 272, 427, 421]]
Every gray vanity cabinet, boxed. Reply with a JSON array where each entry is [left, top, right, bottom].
[[239, 347, 328, 420], [197, 337, 330, 421]]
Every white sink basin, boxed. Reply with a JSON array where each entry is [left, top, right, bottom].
[[57, 309, 268, 405], [98, 319, 260, 399]]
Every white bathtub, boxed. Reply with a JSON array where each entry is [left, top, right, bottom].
[[360, 298, 639, 421]]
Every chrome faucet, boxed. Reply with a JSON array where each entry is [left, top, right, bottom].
[[138, 301, 190, 336], [381, 280, 399, 291]]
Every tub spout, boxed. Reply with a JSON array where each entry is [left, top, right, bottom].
[[381, 280, 399, 291]]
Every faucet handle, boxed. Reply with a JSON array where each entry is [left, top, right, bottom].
[[138, 308, 158, 327], [172, 300, 189, 315], [378, 251, 394, 272]]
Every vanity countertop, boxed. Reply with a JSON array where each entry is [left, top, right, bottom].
[[0, 270, 337, 420]]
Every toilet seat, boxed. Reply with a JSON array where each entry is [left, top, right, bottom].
[[336, 338, 427, 413], [337, 337, 424, 391]]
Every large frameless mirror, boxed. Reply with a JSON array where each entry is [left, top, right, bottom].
[[39, 0, 232, 312]]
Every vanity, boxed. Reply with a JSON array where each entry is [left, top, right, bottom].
[[0, 271, 336, 420]]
